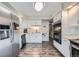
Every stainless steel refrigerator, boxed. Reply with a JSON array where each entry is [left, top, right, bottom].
[[0, 6, 19, 57]]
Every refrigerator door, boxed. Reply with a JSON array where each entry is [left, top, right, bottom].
[[0, 11, 13, 56], [0, 38, 12, 57], [0, 6, 19, 57], [11, 14, 19, 57]]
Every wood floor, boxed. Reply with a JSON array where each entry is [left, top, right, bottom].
[[18, 42, 63, 57]]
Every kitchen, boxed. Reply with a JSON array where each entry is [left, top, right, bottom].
[[0, 2, 79, 57]]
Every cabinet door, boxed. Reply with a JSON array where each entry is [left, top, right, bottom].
[[68, 4, 79, 27], [27, 33, 42, 43], [36, 21, 41, 25], [26, 34, 31, 43], [31, 33, 42, 43], [31, 20, 41, 26]]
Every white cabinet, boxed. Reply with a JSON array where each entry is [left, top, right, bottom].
[[68, 4, 79, 27], [22, 20, 41, 29], [53, 12, 62, 23], [26, 33, 42, 43], [31, 20, 41, 26], [63, 3, 77, 10], [26, 34, 30, 43], [30, 33, 42, 43], [42, 33, 49, 41]]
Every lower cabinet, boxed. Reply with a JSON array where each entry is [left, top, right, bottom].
[[26, 33, 42, 43]]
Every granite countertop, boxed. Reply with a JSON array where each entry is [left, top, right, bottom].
[[64, 35, 79, 50], [70, 39, 79, 44], [64, 35, 79, 44], [70, 39, 79, 50], [64, 35, 79, 40]]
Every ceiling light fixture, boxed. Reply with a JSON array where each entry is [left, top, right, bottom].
[[34, 2, 44, 12]]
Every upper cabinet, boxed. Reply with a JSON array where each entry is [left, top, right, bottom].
[[63, 2, 77, 10], [22, 20, 41, 28], [53, 12, 62, 23], [68, 4, 79, 27], [31, 20, 41, 26]]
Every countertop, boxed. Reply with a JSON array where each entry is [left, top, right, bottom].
[[21, 32, 42, 34], [70, 39, 79, 44], [70, 39, 79, 50], [64, 35, 79, 50], [64, 35, 79, 40]]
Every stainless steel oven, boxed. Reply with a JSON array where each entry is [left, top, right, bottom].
[[53, 20, 61, 44]]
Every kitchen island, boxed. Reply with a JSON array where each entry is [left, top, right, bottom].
[[25, 33, 42, 43]]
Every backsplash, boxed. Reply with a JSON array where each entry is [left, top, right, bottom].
[[67, 27, 79, 35], [75, 27, 79, 35]]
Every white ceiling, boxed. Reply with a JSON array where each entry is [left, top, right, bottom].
[[8, 2, 62, 19]]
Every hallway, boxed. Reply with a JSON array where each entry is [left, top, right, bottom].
[[18, 42, 63, 57]]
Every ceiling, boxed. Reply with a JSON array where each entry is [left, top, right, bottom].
[[2, 2, 62, 20]]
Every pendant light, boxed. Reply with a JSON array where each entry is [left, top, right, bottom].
[[34, 2, 44, 12]]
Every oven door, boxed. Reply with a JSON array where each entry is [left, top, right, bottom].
[[54, 22, 61, 44]]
